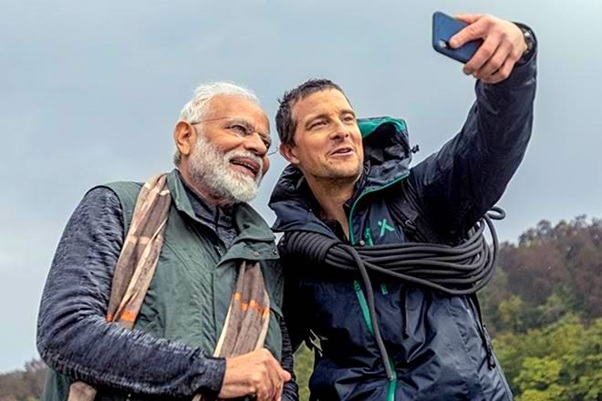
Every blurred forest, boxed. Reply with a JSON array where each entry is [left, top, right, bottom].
[[0, 360, 46, 401], [2, 216, 601, 401]]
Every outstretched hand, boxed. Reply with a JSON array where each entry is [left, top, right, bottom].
[[449, 14, 528, 84]]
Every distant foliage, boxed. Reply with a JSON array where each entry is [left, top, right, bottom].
[[0, 359, 47, 401], [479, 216, 602, 400], [494, 316, 602, 400], [293, 345, 314, 401], [481, 216, 602, 335]]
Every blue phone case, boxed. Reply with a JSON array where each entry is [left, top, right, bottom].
[[432, 11, 482, 63]]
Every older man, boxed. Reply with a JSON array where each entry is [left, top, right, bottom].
[[37, 82, 297, 401], [270, 14, 536, 401]]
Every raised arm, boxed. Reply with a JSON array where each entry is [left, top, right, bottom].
[[411, 15, 537, 239]]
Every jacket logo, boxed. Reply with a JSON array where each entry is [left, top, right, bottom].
[[377, 219, 395, 237]]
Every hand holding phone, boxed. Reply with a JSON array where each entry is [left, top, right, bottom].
[[432, 11, 483, 64]]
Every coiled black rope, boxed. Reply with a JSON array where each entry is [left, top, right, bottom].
[[279, 207, 505, 380]]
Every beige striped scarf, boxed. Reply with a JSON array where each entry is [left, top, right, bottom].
[[68, 174, 270, 401]]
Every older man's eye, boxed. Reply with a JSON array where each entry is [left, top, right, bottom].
[[230, 124, 249, 135]]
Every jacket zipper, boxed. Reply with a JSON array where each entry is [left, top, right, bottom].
[[356, 221, 400, 401], [348, 172, 409, 401], [354, 280, 397, 401]]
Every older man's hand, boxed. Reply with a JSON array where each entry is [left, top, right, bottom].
[[219, 348, 291, 401], [449, 14, 528, 84]]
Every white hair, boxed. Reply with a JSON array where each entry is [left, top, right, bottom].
[[173, 81, 260, 165]]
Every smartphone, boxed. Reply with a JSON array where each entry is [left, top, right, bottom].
[[432, 11, 482, 63]]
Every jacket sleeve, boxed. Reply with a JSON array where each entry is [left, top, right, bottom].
[[36, 187, 225, 398], [409, 41, 537, 239]]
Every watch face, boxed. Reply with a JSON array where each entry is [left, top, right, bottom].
[[520, 27, 534, 55]]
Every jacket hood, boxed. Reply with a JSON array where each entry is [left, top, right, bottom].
[[269, 117, 413, 233]]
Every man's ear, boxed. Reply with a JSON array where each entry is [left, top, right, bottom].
[[279, 143, 300, 165], [174, 121, 195, 158]]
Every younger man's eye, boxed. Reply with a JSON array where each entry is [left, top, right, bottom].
[[310, 120, 326, 129]]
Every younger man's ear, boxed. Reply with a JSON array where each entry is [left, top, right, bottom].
[[174, 121, 195, 158], [279, 143, 300, 165]]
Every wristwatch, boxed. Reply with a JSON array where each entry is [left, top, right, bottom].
[[516, 23, 536, 59]]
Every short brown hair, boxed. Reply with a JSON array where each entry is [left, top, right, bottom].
[[275, 79, 348, 146]]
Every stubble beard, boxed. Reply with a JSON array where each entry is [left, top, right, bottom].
[[312, 158, 363, 193], [326, 155, 362, 181]]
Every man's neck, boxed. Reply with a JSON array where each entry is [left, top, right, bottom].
[[306, 177, 356, 240]]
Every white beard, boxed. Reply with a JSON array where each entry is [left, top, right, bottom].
[[188, 134, 263, 204]]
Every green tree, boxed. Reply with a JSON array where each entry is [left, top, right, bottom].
[[294, 344, 314, 401], [562, 319, 602, 400], [515, 357, 563, 399], [498, 294, 526, 333]]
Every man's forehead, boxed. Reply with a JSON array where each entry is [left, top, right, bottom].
[[206, 95, 267, 122]]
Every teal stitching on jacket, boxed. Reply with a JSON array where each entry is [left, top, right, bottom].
[[378, 218, 395, 237]]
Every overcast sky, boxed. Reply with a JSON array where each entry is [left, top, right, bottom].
[[1, 0, 601, 373]]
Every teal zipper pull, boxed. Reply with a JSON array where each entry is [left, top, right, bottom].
[[364, 227, 374, 246], [353, 280, 374, 335]]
